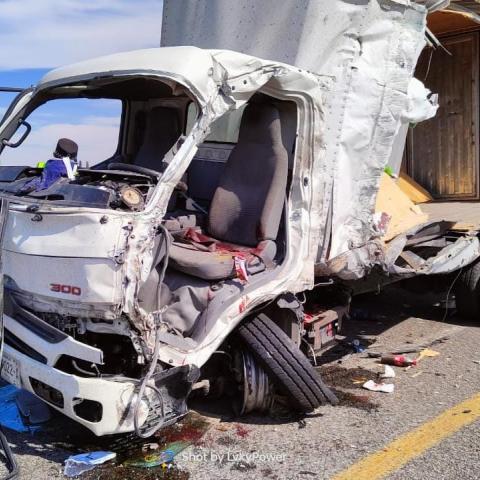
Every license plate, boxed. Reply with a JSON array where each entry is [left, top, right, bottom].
[[0, 352, 21, 387]]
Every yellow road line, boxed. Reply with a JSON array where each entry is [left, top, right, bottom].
[[332, 391, 480, 480]]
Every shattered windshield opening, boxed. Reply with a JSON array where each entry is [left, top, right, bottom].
[[0, 97, 122, 168], [0, 75, 195, 211]]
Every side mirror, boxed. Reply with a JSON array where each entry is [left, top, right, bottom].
[[2, 120, 31, 148]]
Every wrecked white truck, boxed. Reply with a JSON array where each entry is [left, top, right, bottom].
[[0, 0, 479, 437]]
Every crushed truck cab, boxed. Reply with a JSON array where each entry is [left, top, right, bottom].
[[0, 47, 337, 435], [0, 1, 478, 436]]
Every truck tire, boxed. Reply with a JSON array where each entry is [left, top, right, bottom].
[[454, 261, 480, 320], [235, 313, 338, 412]]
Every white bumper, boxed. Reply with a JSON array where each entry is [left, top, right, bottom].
[[1, 344, 147, 436]]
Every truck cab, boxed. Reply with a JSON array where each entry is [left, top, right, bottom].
[[0, 47, 337, 436]]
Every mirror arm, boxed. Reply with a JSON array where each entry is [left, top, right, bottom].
[[2, 120, 31, 148]]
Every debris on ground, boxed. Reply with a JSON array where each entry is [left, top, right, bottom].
[[318, 365, 379, 410], [64, 451, 116, 477], [352, 339, 365, 353], [380, 365, 396, 378], [234, 424, 250, 438], [115, 411, 213, 472], [380, 354, 417, 367], [335, 391, 379, 411], [297, 419, 307, 429], [0, 385, 45, 433], [362, 380, 395, 393], [352, 377, 369, 384], [123, 441, 188, 468], [416, 348, 440, 362], [231, 460, 256, 471], [319, 366, 377, 389], [367, 334, 450, 358], [142, 443, 160, 452]]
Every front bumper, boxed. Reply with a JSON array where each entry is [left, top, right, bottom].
[[0, 308, 149, 436], [1, 344, 145, 436], [1, 305, 199, 436]]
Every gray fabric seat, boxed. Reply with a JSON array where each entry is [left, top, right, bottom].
[[169, 242, 241, 280], [169, 102, 288, 281], [135, 106, 180, 171]]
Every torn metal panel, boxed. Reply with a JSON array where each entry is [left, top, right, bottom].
[[161, 0, 432, 272], [420, 235, 480, 274], [40, 47, 219, 106], [0, 46, 328, 366], [385, 220, 480, 275], [402, 78, 439, 124], [388, 67, 438, 176]]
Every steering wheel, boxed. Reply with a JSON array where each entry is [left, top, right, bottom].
[[107, 162, 161, 180], [107, 162, 187, 192]]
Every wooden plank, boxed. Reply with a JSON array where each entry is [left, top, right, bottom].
[[375, 173, 429, 241], [397, 172, 433, 204]]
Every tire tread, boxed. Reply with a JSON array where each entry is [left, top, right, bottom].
[[236, 313, 338, 412]]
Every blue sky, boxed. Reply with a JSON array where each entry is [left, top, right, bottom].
[[0, 69, 49, 118], [0, 0, 163, 166]]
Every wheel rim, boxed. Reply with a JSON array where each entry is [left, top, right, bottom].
[[238, 349, 274, 415]]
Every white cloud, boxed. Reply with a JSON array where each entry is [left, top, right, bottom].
[[81, 116, 121, 126], [1, 119, 120, 167], [0, 0, 163, 69]]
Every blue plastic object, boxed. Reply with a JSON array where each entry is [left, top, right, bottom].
[[22, 158, 74, 192], [64, 451, 116, 477], [352, 339, 365, 353], [0, 385, 40, 433]]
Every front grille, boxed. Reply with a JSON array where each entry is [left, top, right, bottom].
[[4, 329, 47, 364]]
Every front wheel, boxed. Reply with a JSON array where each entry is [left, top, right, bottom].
[[454, 260, 480, 320], [235, 313, 338, 413]]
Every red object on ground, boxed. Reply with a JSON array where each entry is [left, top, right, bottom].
[[380, 354, 417, 367]]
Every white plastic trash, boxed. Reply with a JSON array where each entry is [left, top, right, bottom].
[[362, 380, 394, 393], [380, 365, 396, 379], [64, 451, 116, 477]]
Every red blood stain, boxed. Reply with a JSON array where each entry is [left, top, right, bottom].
[[159, 417, 210, 446], [235, 424, 250, 438]]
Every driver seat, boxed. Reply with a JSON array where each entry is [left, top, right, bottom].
[[169, 102, 288, 281], [135, 106, 180, 171]]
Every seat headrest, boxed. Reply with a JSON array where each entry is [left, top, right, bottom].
[[238, 103, 282, 145], [134, 106, 180, 170], [143, 106, 179, 141]]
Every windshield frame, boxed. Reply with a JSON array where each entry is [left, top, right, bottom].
[[0, 71, 207, 216]]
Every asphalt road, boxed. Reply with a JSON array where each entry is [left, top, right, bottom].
[[1, 284, 479, 480]]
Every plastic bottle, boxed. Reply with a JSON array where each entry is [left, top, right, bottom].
[[380, 354, 417, 367], [352, 339, 365, 353]]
